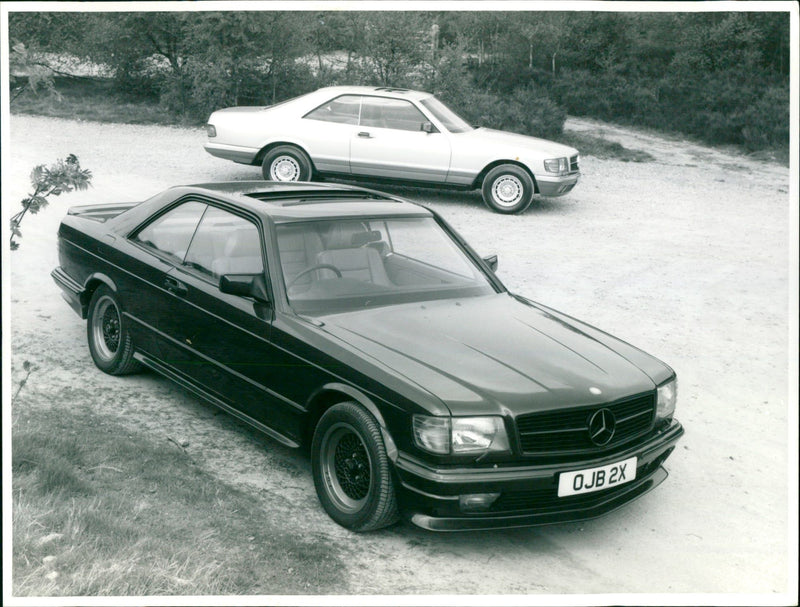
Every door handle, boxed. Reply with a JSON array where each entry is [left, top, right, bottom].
[[357, 131, 372, 138], [164, 277, 188, 297]]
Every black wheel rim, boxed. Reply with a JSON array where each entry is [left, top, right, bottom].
[[91, 296, 121, 361], [320, 423, 372, 513]]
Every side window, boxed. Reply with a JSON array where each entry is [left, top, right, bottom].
[[132, 201, 207, 263], [184, 207, 263, 280], [360, 97, 427, 132], [304, 95, 361, 125]]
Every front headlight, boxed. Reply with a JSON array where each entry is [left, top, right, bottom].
[[544, 157, 569, 174], [413, 415, 510, 455], [206, 123, 217, 137], [656, 378, 677, 419]]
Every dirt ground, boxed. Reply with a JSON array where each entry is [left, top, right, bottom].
[[4, 114, 796, 599]]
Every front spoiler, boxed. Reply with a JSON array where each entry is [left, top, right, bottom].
[[537, 172, 580, 196], [394, 420, 683, 531], [411, 466, 668, 531]]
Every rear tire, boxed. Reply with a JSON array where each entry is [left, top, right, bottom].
[[481, 164, 535, 214], [261, 145, 313, 182], [311, 402, 399, 531], [87, 286, 141, 375]]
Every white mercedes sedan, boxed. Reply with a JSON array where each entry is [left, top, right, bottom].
[[204, 86, 580, 214]]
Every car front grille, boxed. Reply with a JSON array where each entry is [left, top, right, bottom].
[[569, 155, 580, 173], [516, 392, 655, 455]]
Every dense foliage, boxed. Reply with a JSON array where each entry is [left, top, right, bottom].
[[8, 10, 790, 151]]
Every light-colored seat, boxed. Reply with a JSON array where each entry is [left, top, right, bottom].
[[211, 228, 263, 277], [316, 247, 391, 285], [315, 222, 391, 286], [277, 225, 324, 287]]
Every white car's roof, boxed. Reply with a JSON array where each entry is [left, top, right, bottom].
[[305, 86, 433, 103]]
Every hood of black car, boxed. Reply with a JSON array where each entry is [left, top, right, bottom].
[[321, 294, 664, 417]]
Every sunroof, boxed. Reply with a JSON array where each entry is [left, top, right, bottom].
[[244, 190, 394, 206]]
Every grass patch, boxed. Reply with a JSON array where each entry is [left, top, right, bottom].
[[557, 131, 655, 163], [12, 405, 348, 596], [11, 76, 179, 126]]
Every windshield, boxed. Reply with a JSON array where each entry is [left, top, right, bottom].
[[276, 217, 495, 315], [420, 96, 474, 133]]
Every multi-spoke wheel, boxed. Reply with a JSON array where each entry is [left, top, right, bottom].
[[311, 402, 399, 531], [481, 164, 535, 214], [261, 145, 313, 182], [87, 285, 140, 375]]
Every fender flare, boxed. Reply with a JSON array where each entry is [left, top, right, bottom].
[[80, 272, 119, 315], [310, 382, 398, 461]]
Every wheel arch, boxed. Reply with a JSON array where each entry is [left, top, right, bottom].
[[79, 273, 118, 318], [255, 141, 316, 172], [473, 159, 539, 194], [303, 383, 397, 461]]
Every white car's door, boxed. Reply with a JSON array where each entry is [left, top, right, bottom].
[[300, 94, 361, 175], [350, 96, 451, 183]]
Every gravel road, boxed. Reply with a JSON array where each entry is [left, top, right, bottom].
[[5, 114, 795, 598]]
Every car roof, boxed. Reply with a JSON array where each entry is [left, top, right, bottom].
[[174, 181, 433, 222], [307, 85, 433, 103]]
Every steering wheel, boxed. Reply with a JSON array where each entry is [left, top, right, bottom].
[[288, 263, 343, 287]]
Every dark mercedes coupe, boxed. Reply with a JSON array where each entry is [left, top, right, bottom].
[[52, 181, 683, 531]]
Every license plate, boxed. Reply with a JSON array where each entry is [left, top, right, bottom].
[[558, 456, 637, 497]]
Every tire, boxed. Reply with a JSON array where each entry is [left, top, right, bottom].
[[87, 285, 141, 375], [311, 402, 399, 531], [481, 164, 535, 214], [261, 145, 313, 182]]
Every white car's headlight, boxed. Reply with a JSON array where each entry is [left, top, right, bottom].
[[206, 124, 217, 137], [656, 378, 677, 419], [544, 157, 569, 174], [413, 415, 511, 455]]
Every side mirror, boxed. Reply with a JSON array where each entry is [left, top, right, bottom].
[[421, 121, 436, 134], [482, 254, 498, 272], [220, 273, 269, 303]]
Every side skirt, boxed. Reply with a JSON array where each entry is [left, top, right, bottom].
[[133, 352, 300, 449]]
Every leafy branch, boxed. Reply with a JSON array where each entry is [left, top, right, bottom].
[[10, 154, 92, 250]]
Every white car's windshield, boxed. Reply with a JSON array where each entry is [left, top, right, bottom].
[[277, 217, 494, 314], [420, 96, 474, 133]]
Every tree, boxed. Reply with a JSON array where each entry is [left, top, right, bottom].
[[10, 155, 92, 251], [356, 12, 430, 86]]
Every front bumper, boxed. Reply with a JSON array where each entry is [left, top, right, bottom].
[[393, 419, 683, 531], [536, 172, 580, 196]]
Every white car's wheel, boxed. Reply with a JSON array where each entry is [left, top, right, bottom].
[[261, 145, 312, 182], [481, 164, 535, 214]]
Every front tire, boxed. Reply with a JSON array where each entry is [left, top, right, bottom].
[[311, 402, 399, 531], [481, 164, 535, 214], [261, 145, 313, 182], [87, 285, 140, 375]]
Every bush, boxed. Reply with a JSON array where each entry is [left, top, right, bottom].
[[738, 85, 789, 150]]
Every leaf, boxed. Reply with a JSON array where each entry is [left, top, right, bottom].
[[29, 165, 48, 188], [25, 195, 49, 214]]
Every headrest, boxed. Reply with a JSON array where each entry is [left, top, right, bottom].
[[321, 221, 372, 249]]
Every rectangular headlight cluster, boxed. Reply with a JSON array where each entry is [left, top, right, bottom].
[[413, 415, 511, 455], [544, 157, 569, 175], [656, 378, 677, 419]]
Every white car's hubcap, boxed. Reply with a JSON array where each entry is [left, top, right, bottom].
[[271, 156, 300, 181], [492, 175, 523, 207]]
